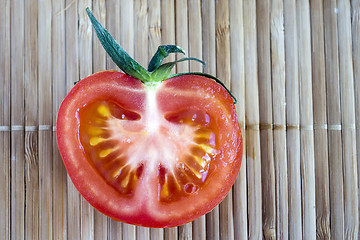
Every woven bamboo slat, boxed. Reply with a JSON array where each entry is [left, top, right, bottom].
[[229, 0, 247, 239], [351, 4, 360, 238], [243, 1, 262, 239], [270, 0, 288, 238], [310, 0, 330, 238], [256, 1, 276, 239], [52, 0, 67, 239], [38, 1, 54, 238], [106, 0, 121, 72], [296, 1, 317, 239], [175, 0, 188, 75], [161, 0, 175, 77], [10, 1, 25, 239], [284, 0, 302, 238], [0, 1, 11, 240], [24, 0, 39, 239], [324, 0, 345, 239], [337, 1, 359, 238]]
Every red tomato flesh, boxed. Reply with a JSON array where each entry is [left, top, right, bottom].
[[56, 70, 242, 228]]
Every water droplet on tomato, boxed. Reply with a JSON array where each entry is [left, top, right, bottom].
[[176, 162, 185, 170], [184, 183, 198, 194], [203, 153, 211, 162], [200, 169, 209, 182], [209, 132, 216, 146], [192, 113, 197, 121], [205, 113, 210, 124]]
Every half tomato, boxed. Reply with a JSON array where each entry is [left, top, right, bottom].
[[56, 8, 242, 228]]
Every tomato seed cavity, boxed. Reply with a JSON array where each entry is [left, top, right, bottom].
[[78, 100, 219, 202]]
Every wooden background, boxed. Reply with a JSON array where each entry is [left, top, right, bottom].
[[1, 0, 359, 239]]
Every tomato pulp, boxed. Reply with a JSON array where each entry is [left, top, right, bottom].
[[57, 71, 242, 228]]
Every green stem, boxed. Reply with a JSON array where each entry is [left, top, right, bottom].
[[148, 45, 185, 72], [86, 8, 150, 83], [86, 8, 237, 104], [150, 58, 205, 82]]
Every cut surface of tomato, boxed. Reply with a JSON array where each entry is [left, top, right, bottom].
[[57, 71, 242, 228]]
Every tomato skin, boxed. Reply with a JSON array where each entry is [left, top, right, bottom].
[[57, 70, 242, 228]]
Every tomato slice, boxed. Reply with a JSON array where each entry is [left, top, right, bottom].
[[56, 70, 242, 228]]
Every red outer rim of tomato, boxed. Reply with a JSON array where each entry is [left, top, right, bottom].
[[56, 8, 243, 228]]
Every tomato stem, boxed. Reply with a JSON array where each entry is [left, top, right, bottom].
[[148, 45, 186, 72], [149, 57, 205, 82], [86, 8, 237, 104], [86, 8, 150, 82]]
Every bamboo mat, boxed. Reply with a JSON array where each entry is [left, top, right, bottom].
[[1, 0, 359, 239]]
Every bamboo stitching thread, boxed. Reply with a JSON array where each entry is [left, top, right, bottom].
[[25, 126, 37, 131], [0, 124, 354, 132], [0, 125, 54, 131], [38, 125, 51, 131], [11, 125, 24, 131], [0, 126, 10, 131]]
